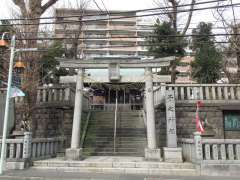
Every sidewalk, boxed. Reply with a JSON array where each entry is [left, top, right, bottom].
[[1, 169, 240, 180]]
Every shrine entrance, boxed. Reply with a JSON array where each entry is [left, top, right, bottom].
[[57, 56, 180, 161]]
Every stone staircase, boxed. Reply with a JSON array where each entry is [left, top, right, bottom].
[[30, 110, 198, 177], [32, 157, 198, 176], [83, 110, 147, 156]]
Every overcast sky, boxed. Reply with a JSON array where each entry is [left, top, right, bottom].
[[0, 0, 239, 26], [0, 0, 228, 23], [0, 0, 239, 35]]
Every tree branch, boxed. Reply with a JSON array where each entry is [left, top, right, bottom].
[[168, 0, 178, 31], [41, 0, 58, 14], [12, 0, 28, 17], [181, 0, 195, 35]]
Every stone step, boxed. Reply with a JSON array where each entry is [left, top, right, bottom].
[[92, 137, 147, 141], [85, 143, 144, 147], [85, 141, 144, 144], [85, 133, 146, 137], [89, 119, 142, 123], [85, 152, 144, 156], [83, 147, 145, 152], [18, 167, 198, 177], [33, 160, 196, 171], [88, 125, 144, 129], [84, 110, 146, 157], [89, 122, 142, 125], [84, 141, 147, 145], [87, 128, 146, 132], [84, 145, 147, 150], [88, 123, 143, 126], [84, 141, 147, 146], [91, 110, 141, 113]]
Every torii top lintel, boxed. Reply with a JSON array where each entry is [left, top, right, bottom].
[[57, 56, 175, 69]]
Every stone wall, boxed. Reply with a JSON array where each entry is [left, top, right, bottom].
[[14, 104, 74, 139], [14, 103, 90, 148], [155, 103, 240, 147]]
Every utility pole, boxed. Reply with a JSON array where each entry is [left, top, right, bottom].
[[0, 35, 16, 174], [0, 34, 38, 174]]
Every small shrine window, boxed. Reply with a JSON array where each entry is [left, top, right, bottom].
[[224, 111, 240, 131]]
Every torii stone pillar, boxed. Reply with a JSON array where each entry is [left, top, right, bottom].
[[66, 68, 84, 160], [144, 67, 162, 161]]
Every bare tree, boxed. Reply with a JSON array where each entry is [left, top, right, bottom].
[[153, 0, 196, 35], [10, 0, 59, 132], [153, 0, 196, 83], [62, 0, 91, 59], [213, 0, 240, 83]]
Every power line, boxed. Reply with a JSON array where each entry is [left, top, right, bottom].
[[1, 23, 235, 36], [0, 0, 227, 22], [12, 33, 240, 41], [1, 2, 239, 27]]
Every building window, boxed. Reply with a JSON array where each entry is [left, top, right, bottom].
[[224, 111, 240, 131]]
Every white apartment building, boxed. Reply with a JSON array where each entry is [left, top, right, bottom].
[[54, 9, 153, 59]]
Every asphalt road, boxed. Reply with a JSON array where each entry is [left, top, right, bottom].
[[0, 169, 239, 180]]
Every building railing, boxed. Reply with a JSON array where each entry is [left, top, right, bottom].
[[154, 84, 240, 105], [0, 133, 65, 163], [178, 133, 240, 164]]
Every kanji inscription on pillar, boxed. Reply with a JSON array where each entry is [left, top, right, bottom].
[[165, 90, 177, 148]]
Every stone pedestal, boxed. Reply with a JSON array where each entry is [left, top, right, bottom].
[[145, 148, 162, 161], [65, 148, 82, 160], [163, 147, 183, 163]]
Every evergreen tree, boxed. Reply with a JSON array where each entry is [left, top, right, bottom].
[[40, 41, 68, 84], [147, 20, 187, 81], [147, 20, 186, 58], [191, 22, 222, 83], [191, 22, 214, 50]]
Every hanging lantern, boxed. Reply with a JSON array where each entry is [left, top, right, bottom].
[[0, 32, 9, 47], [14, 60, 26, 74]]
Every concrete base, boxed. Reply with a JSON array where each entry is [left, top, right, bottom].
[[144, 148, 162, 161], [65, 148, 83, 160], [6, 159, 31, 170], [163, 147, 183, 163]]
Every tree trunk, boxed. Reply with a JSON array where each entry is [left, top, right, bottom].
[[12, 0, 59, 134]]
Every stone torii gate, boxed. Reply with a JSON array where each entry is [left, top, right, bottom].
[[57, 57, 175, 161]]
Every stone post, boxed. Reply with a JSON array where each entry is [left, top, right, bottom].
[[66, 68, 84, 160], [144, 67, 161, 161], [22, 132, 32, 168], [163, 90, 183, 162], [23, 132, 32, 159], [194, 132, 203, 164]]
